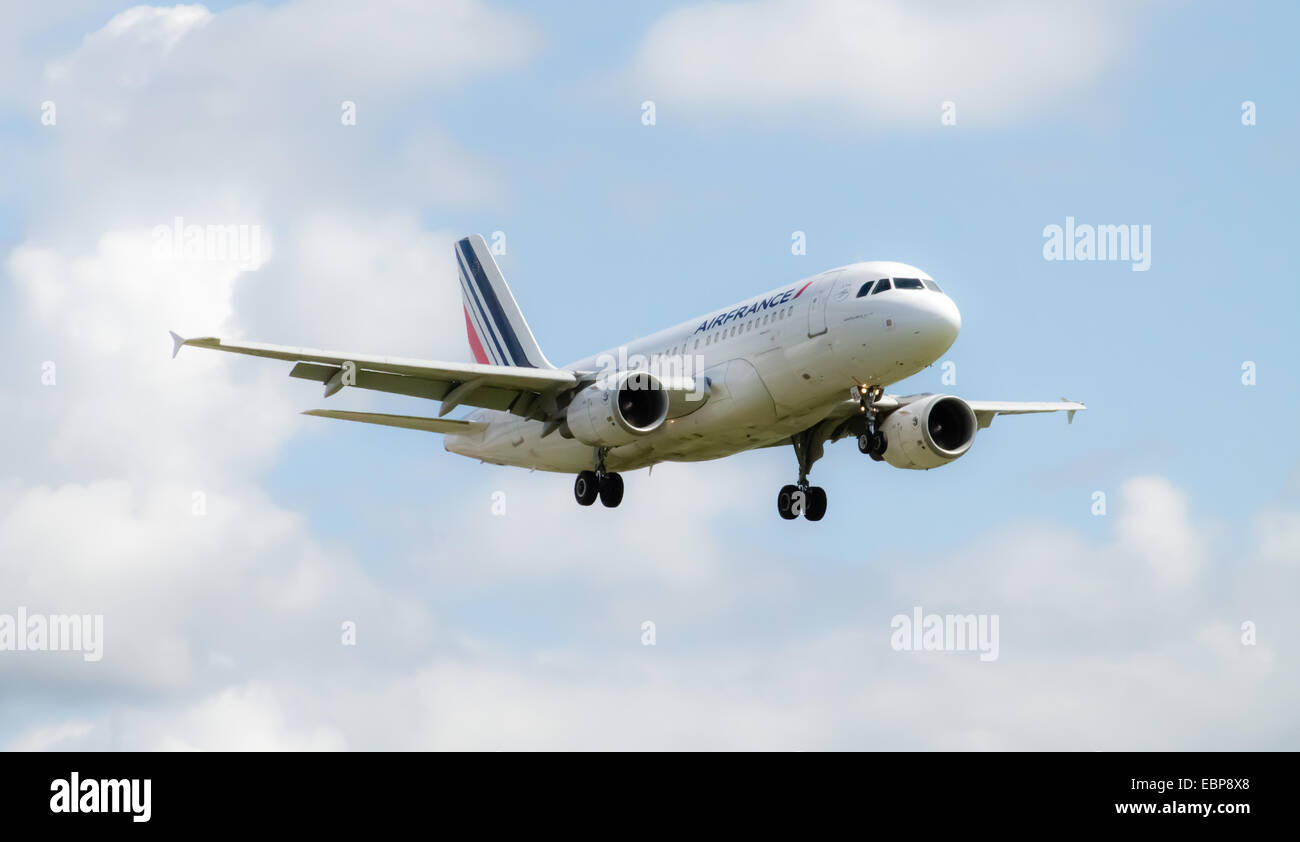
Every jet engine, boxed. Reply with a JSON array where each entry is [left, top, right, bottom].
[[565, 370, 670, 447], [878, 394, 977, 470]]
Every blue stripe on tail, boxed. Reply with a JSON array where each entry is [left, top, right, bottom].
[[457, 238, 536, 368], [454, 245, 508, 366]]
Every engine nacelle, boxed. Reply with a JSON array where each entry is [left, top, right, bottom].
[[565, 370, 670, 447], [879, 394, 977, 470]]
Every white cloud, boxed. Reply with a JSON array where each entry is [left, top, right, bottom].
[[232, 214, 468, 360], [1116, 475, 1207, 587], [627, 0, 1139, 127], [1251, 508, 1300, 568], [45, 4, 213, 86], [2, 1, 533, 748], [14, 683, 347, 750], [5, 230, 291, 483], [21, 1, 529, 242], [42, 1, 533, 93]]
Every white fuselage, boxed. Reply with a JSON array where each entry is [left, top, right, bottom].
[[445, 260, 962, 473]]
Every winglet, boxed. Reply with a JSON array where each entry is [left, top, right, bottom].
[[1063, 397, 1077, 424], [169, 331, 187, 359]]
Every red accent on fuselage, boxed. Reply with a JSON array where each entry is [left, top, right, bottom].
[[464, 307, 490, 364], [793, 280, 813, 298]]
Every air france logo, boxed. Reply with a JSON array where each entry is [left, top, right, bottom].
[[692, 282, 811, 334], [50, 773, 151, 823]]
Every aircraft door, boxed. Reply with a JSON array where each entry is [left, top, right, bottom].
[[806, 270, 841, 337]]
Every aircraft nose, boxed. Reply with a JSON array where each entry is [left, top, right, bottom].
[[898, 292, 961, 361], [935, 293, 961, 346]]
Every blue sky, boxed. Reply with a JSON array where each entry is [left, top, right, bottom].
[[1, 0, 1297, 749]]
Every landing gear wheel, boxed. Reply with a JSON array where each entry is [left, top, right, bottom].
[[574, 470, 599, 506], [857, 433, 872, 454], [804, 486, 827, 521], [868, 432, 886, 462], [777, 484, 800, 520], [598, 472, 624, 508]]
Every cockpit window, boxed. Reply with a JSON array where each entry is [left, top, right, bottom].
[[921, 279, 942, 292], [856, 281, 875, 297], [894, 277, 924, 290], [870, 278, 892, 294]]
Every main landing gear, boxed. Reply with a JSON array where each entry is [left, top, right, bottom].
[[574, 448, 624, 508], [778, 425, 831, 521], [777, 483, 826, 521], [775, 384, 885, 521]]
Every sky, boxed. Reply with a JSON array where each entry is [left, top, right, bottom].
[[0, 0, 1297, 750]]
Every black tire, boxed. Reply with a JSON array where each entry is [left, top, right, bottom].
[[777, 484, 800, 520], [599, 472, 624, 508], [869, 432, 886, 462], [574, 470, 599, 506], [857, 433, 872, 454], [804, 486, 827, 521]]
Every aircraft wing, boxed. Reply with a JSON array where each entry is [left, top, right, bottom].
[[962, 399, 1086, 428], [823, 393, 1085, 429], [170, 332, 578, 419], [302, 410, 488, 435]]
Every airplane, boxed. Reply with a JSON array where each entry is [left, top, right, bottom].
[[171, 234, 1084, 521]]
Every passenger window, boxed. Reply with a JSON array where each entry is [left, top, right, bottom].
[[894, 278, 923, 290], [871, 278, 892, 294]]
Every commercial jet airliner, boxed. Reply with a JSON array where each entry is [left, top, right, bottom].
[[171, 234, 1084, 521]]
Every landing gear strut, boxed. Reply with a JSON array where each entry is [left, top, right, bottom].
[[855, 384, 887, 461], [778, 426, 830, 521], [574, 447, 624, 508]]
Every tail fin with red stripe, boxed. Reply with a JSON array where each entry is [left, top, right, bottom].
[[454, 235, 554, 369]]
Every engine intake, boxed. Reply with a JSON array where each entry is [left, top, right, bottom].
[[878, 394, 977, 470], [565, 370, 670, 446]]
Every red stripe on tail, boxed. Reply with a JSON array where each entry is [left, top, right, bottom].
[[464, 307, 490, 364]]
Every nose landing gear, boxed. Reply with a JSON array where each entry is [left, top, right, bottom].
[[857, 431, 887, 461], [855, 384, 887, 461]]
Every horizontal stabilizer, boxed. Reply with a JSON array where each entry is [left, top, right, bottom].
[[303, 409, 488, 436]]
